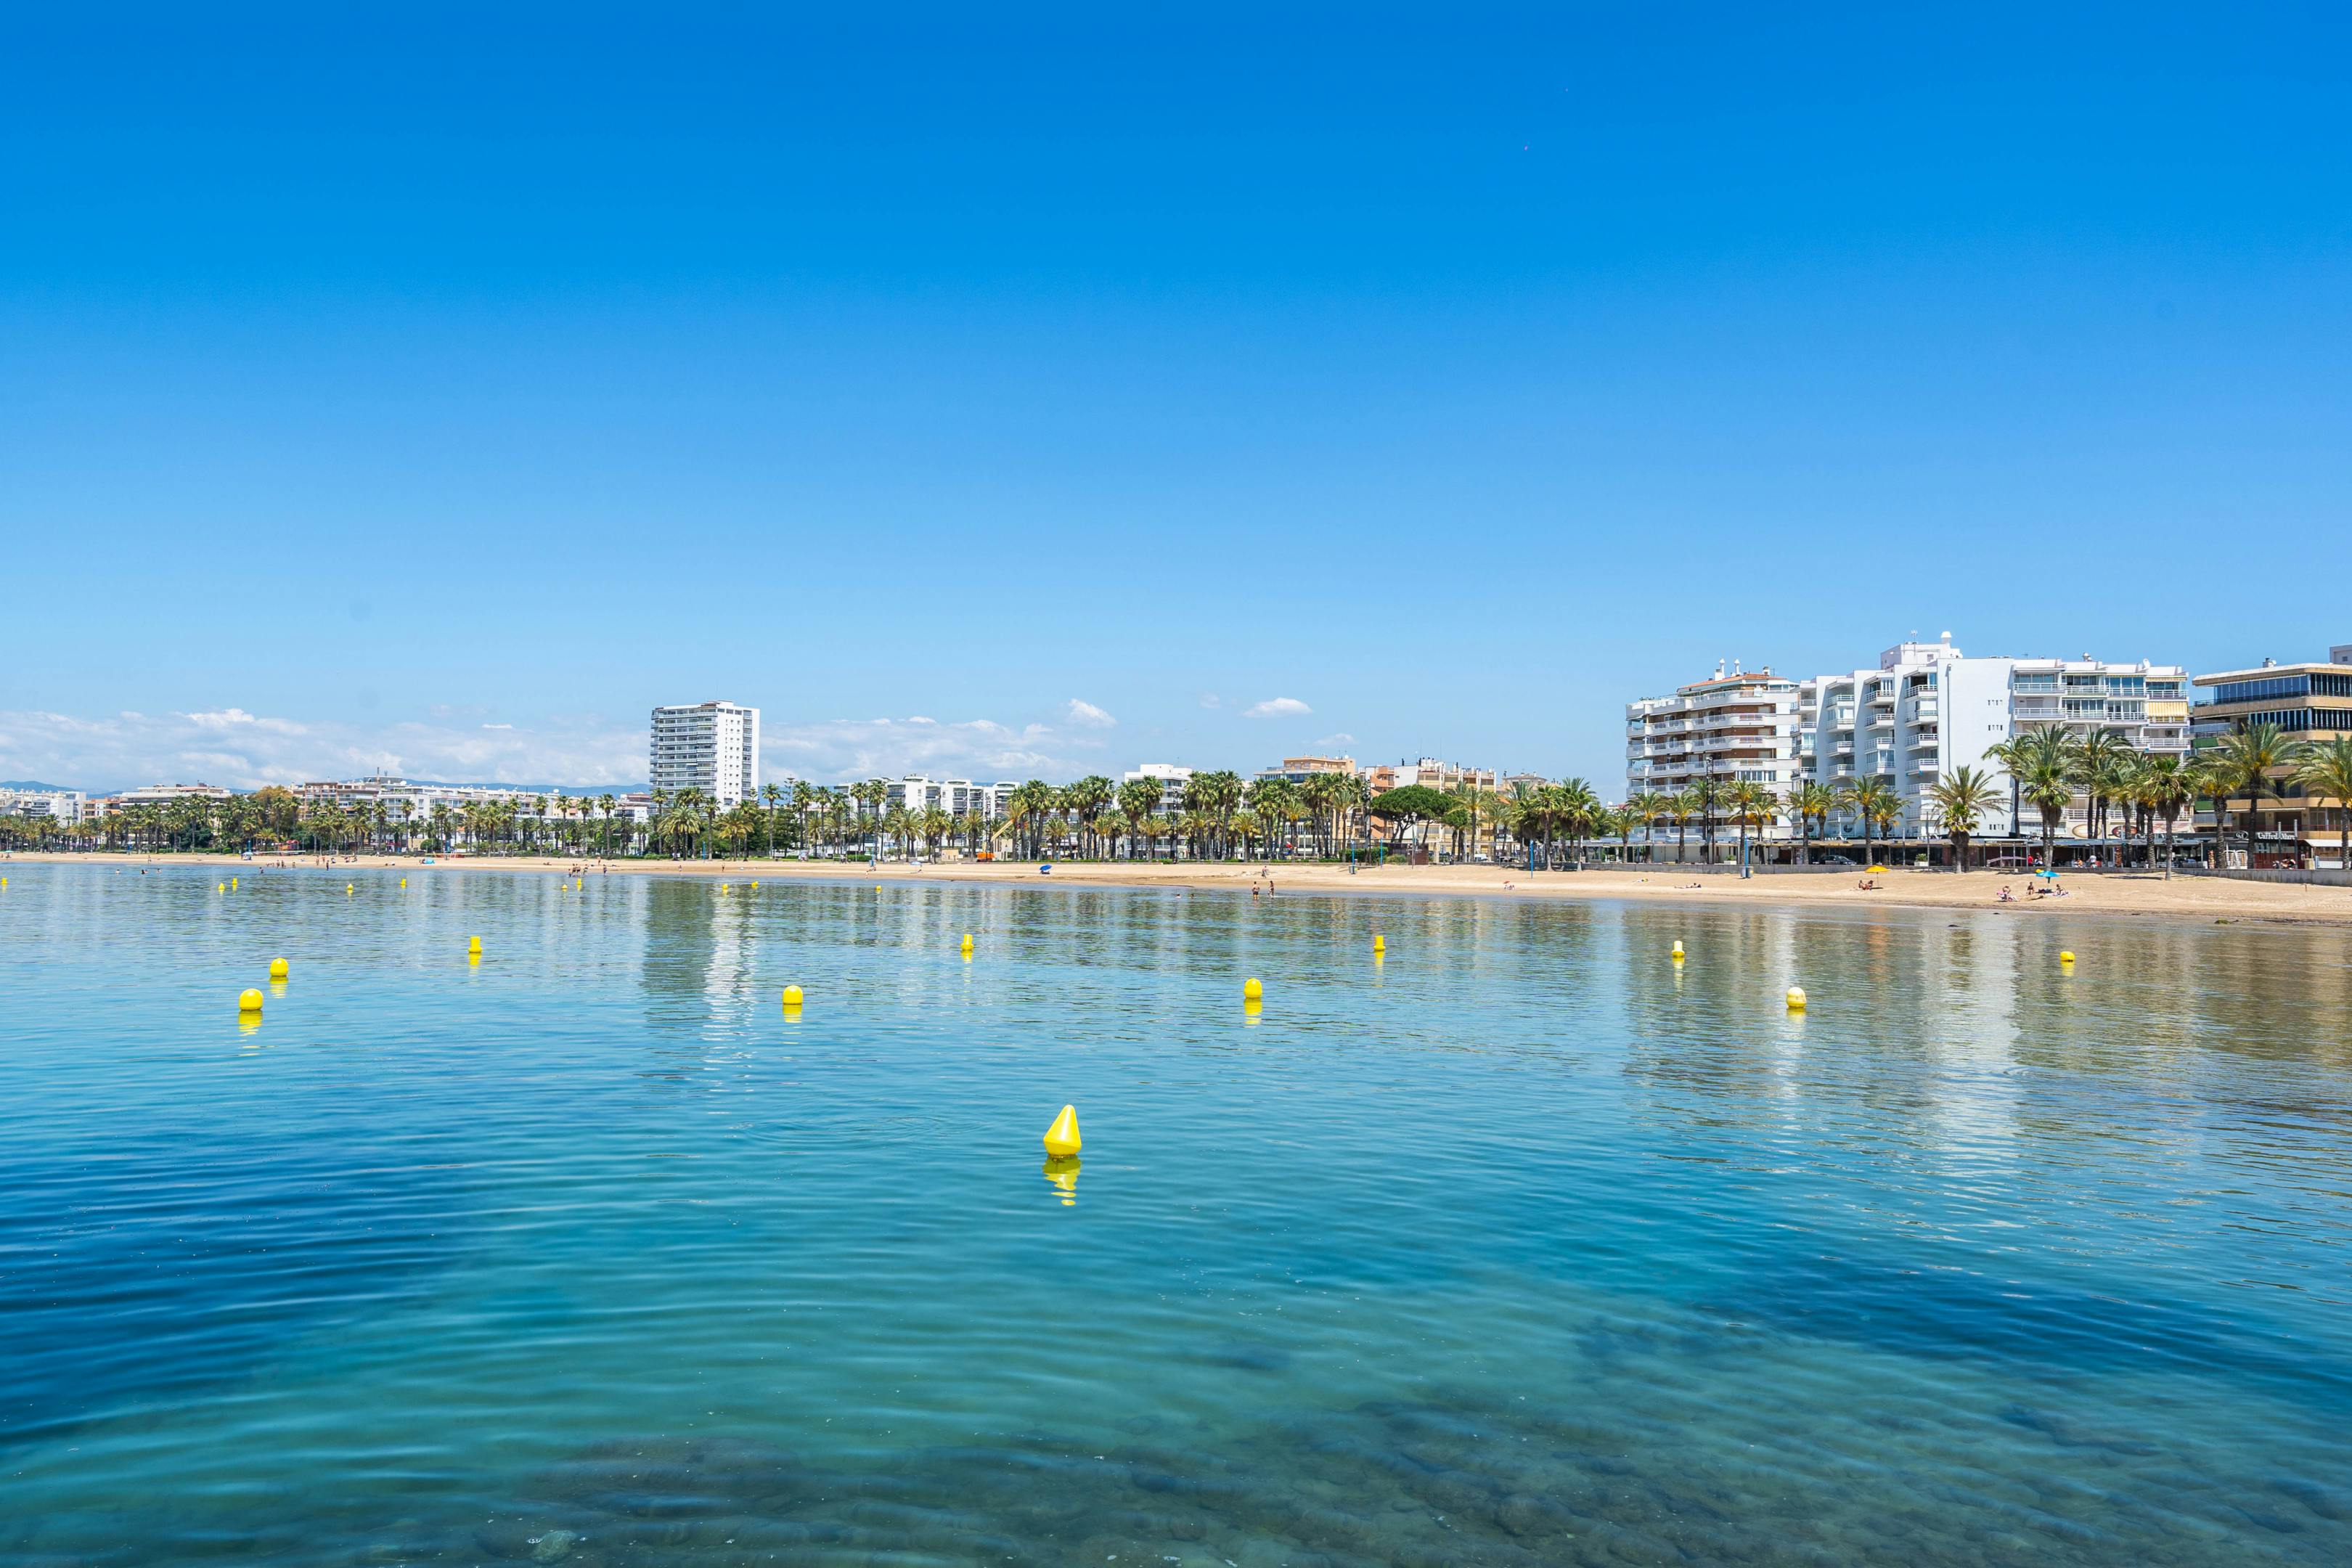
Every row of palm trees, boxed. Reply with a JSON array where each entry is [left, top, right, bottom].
[[23, 724, 2348, 870]]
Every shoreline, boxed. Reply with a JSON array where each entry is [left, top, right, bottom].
[[11, 849, 2352, 928]]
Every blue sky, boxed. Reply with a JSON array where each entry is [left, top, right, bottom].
[[4, 5, 2348, 793]]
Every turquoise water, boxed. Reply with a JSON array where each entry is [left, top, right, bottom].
[[6, 862, 2352, 1567]]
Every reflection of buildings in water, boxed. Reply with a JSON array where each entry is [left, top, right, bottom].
[[641, 878, 754, 1034], [1908, 915, 2023, 1161]]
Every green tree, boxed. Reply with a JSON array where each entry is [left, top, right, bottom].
[[1785, 780, 1835, 866], [1367, 785, 1455, 856], [1837, 775, 1901, 868], [2137, 754, 2196, 878], [2003, 727, 2080, 869], [2206, 721, 2304, 869], [2290, 735, 2352, 875], [1723, 779, 1776, 870], [1116, 776, 1163, 859], [1926, 764, 2001, 872]]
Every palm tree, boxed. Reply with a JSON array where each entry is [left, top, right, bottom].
[[1623, 790, 1670, 863], [1785, 781, 1835, 865], [1838, 775, 1900, 868], [2290, 735, 2352, 875], [2005, 727, 2079, 870], [2073, 727, 2133, 854], [1116, 776, 1162, 859], [1065, 775, 1115, 859], [2138, 754, 2195, 878], [1723, 779, 1774, 870], [1927, 764, 2000, 872], [1667, 787, 1699, 864], [2207, 721, 2304, 870]]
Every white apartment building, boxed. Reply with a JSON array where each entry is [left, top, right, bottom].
[[649, 701, 759, 809], [107, 783, 235, 808], [0, 788, 86, 822], [1124, 763, 1194, 814], [1794, 637, 2189, 842], [1624, 663, 1808, 844], [881, 776, 1018, 820], [1626, 637, 2191, 854]]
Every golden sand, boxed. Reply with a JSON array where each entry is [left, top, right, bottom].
[[24, 851, 2352, 927]]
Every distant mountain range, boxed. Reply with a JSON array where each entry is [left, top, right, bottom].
[[1, 780, 78, 793]]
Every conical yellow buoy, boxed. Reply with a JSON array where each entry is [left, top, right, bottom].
[[1042, 1103, 1081, 1158], [1243, 977, 1264, 1001], [781, 984, 804, 1008], [269, 957, 289, 980], [400, 877, 407, 887], [237, 988, 264, 1015], [231, 876, 238, 889], [1786, 987, 1807, 1010], [346, 883, 354, 894], [217, 883, 224, 894]]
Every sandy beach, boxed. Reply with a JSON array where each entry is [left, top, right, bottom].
[[15, 849, 2352, 928]]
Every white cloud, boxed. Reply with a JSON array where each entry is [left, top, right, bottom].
[[1, 698, 1124, 795], [1199, 694, 1222, 709], [186, 706, 307, 735], [1317, 732, 1357, 746], [1243, 697, 1312, 719], [764, 715, 1090, 783], [0, 706, 647, 792]]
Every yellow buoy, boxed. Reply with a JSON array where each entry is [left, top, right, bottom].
[[2059, 950, 2075, 965], [231, 876, 238, 889], [960, 932, 974, 952], [751, 881, 759, 889], [1373, 934, 1385, 953], [721, 883, 730, 891], [217, 883, 224, 893], [781, 984, 804, 1008], [400, 877, 407, 887], [1042, 1103, 1081, 1158], [268, 957, 289, 980], [1243, 976, 1264, 1001], [467, 936, 482, 957], [237, 988, 264, 1015], [1786, 987, 1807, 1010], [346, 883, 354, 894], [1671, 940, 1684, 957]]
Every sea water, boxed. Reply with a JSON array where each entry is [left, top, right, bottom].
[[4, 862, 2351, 1567]]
